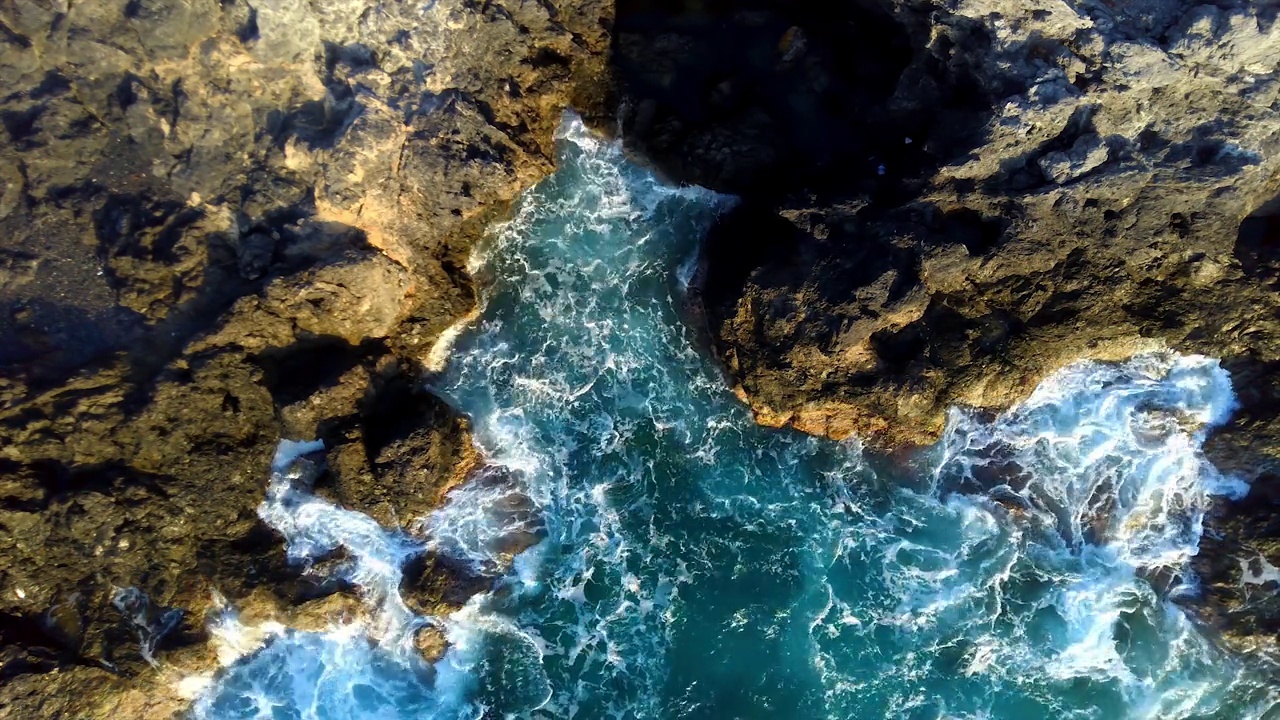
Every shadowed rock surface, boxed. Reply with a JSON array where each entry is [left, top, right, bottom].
[[0, 0, 612, 715], [614, 0, 1280, 664]]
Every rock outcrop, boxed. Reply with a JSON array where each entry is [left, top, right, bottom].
[[615, 0, 1280, 661], [0, 0, 612, 715]]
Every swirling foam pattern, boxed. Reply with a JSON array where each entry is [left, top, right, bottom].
[[195, 113, 1276, 719]]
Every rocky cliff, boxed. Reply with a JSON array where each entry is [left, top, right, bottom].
[[6, 0, 1280, 714], [614, 0, 1280, 663], [0, 0, 612, 715]]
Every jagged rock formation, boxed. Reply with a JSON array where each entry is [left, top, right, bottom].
[[7, 0, 1280, 711], [0, 0, 612, 715], [615, 0, 1280, 662]]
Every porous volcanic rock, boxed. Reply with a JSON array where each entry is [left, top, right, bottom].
[[615, 0, 1280, 661], [0, 0, 612, 715]]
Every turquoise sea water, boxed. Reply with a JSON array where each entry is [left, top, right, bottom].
[[195, 115, 1277, 719]]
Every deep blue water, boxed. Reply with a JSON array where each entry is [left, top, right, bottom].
[[194, 114, 1277, 719]]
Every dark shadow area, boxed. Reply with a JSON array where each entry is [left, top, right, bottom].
[[0, 167, 377, 419], [236, 3, 259, 44], [201, 521, 354, 604], [277, 84, 363, 150], [358, 363, 459, 467], [866, 298, 1014, 377], [103, 191, 375, 413], [611, 0, 1027, 381], [94, 193, 205, 269], [252, 336, 379, 408], [1235, 193, 1280, 283], [979, 102, 1098, 192], [0, 299, 148, 390], [0, 458, 170, 511], [940, 206, 1008, 256], [0, 611, 63, 677], [1165, 125, 1263, 179], [265, 42, 378, 151], [695, 203, 801, 313], [1, 105, 45, 147], [613, 0, 918, 199]]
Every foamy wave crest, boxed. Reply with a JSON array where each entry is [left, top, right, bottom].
[[420, 464, 544, 574], [934, 353, 1244, 579], [191, 624, 453, 720], [259, 440, 425, 644], [191, 439, 480, 719]]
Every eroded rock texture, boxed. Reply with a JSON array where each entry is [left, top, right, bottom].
[[615, 0, 1280, 661], [0, 0, 611, 715]]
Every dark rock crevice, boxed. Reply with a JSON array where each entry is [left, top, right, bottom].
[[614, 0, 924, 199], [1235, 191, 1280, 283]]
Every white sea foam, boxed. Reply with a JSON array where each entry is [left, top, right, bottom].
[[191, 623, 451, 720], [177, 595, 289, 702], [419, 464, 544, 573], [192, 439, 485, 719], [936, 353, 1238, 582], [258, 440, 425, 645], [424, 310, 480, 374], [271, 438, 326, 472], [811, 353, 1257, 715], [204, 598, 289, 668]]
